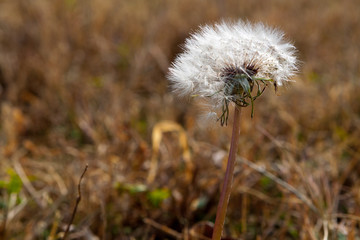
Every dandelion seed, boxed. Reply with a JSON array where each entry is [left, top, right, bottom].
[[167, 20, 298, 240], [168, 20, 297, 125]]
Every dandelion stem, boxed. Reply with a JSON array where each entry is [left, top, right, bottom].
[[212, 106, 242, 240]]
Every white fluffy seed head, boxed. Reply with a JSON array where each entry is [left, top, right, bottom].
[[168, 20, 298, 115]]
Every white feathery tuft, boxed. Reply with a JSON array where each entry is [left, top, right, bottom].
[[168, 20, 298, 119]]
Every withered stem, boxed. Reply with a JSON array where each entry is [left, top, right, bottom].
[[62, 164, 88, 240]]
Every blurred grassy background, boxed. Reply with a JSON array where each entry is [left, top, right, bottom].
[[0, 0, 360, 239]]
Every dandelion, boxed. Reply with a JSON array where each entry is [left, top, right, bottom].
[[168, 20, 297, 240], [169, 20, 297, 125]]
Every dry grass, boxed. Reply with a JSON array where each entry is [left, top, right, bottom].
[[0, 0, 360, 239]]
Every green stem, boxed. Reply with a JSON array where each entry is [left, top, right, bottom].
[[212, 106, 242, 240]]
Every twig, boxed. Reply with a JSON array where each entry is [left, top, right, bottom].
[[237, 157, 319, 214], [12, 150, 46, 208], [62, 164, 88, 240], [332, 213, 360, 222], [323, 220, 328, 240], [143, 218, 182, 239], [6, 194, 28, 223]]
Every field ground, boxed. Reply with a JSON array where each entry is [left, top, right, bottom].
[[1, 0, 360, 239]]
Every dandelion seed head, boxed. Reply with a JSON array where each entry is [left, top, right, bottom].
[[168, 20, 298, 122]]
